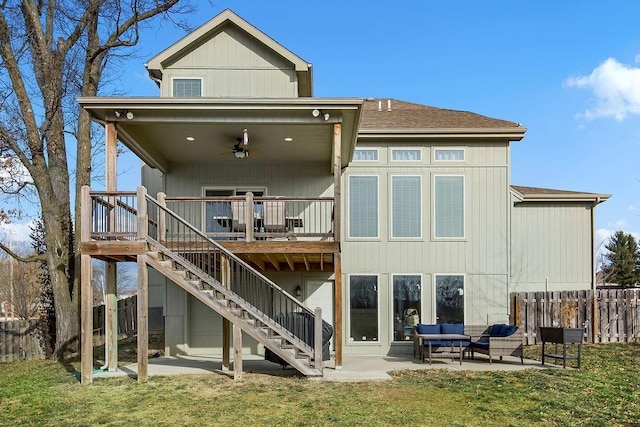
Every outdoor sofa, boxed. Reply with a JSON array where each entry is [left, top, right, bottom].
[[412, 323, 524, 364]]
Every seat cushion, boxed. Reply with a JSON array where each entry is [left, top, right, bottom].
[[500, 325, 517, 337], [490, 324, 506, 337], [470, 341, 490, 350], [441, 323, 464, 335], [416, 323, 440, 334]]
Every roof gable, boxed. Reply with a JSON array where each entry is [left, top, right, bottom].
[[145, 9, 312, 96]]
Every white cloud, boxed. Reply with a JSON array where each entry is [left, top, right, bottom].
[[0, 220, 36, 243], [0, 156, 32, 192], [564, 57, 640, 120]]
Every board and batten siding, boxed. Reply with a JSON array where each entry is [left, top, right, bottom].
[[341, 141, 512, 355], [510, 200, 593, 291], [160, 25, 298, 98]]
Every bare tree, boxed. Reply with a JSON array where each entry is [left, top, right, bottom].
[[0, 0, 195, 358], [0, 240, 40, 319]]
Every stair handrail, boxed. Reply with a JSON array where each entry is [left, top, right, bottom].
[[145, 192, 314, 316]]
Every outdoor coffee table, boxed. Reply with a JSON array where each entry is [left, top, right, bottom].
[[415, 334, 471, 365]]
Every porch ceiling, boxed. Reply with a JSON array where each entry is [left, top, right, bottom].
[[78, 97, 363, 173]]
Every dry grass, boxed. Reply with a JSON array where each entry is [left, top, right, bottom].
[[0, 342, 638, 426]]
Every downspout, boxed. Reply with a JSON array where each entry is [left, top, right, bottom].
[[506, 143, 512, 321]]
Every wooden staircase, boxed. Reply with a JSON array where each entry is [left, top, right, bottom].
[[145, 239, 323, 377]]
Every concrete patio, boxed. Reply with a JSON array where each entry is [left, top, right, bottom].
[[94, 353, 552, 382]]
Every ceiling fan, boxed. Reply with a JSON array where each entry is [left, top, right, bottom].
[[233, 139, 249, 159], [232, 128, 249, 159]]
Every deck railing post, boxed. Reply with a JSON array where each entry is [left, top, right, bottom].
[[136, 186, 149, 382], [314, 307, 323, 370], [246, 192, 254, 242], [158, 192, 166, 243]]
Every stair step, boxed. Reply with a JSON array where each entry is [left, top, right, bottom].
[[158, 260, 172, 268], [187, 280, 200, 287], [147, 251, 159, 259]]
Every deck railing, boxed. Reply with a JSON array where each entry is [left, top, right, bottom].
[[144, 193, 320, 360], [85, 187, 326, 366], [164, 194, 334, 242]]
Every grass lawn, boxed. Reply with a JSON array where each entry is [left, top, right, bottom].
[[1, 342, 638, 426]]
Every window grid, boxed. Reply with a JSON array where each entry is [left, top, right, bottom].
[[173, 78, 202, 97]]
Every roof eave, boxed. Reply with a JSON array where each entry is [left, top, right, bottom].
[[358, 127, 527, 141]]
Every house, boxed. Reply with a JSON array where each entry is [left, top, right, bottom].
[[77, 9, 609, 382]]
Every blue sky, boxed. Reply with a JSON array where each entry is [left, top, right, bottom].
[[3, 1, 640, 264]]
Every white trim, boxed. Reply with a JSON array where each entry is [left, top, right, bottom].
[[352, 148, 380, 162], [390, 273, 423, 343], [389, 174, 422, 240], [433, 147, 466, 162], [432, 274, 466, 324], [347, 274, 380, 344], [432, 174, 466, 240], [171, 76, 204, 97], [347, 174, 380, 240], [390, 148, 422, 162]]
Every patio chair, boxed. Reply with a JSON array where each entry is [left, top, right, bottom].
[[231, 201, 246, 232], [263, 200, 286, 232]]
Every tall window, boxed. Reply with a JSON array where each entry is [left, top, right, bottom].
[[349, 176, 378, 238], [435, 275, 464, 324], [173, 78, 202, 97], [349, 276, 378, 342], [393, 275, 421, 341], [434, 175, 464, 238], [392, 176, 421, 238]]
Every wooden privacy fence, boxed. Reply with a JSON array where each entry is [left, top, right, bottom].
[[0, 319, 46, 362], [511, 289, 640, 345], [93, 296, 137, 345]]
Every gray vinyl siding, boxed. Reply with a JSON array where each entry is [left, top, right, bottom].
[[342, 140, 511, 355], [165, 161, 331, 197], [160, 25, 297, 98], [510, 200, 593, 291]]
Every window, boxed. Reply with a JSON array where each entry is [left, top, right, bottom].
[[391, 176, 421, 238], [392, 275, 422, 341], [434, 175, 464, 238], [349, 176, 378, 238], [173, 78, 202, 97], [349, 275, 378, 342], [391, 149, 421, 161], [434, 275, 464, 323], [434, 149, 465, 162], [353, 149, 378, 161]]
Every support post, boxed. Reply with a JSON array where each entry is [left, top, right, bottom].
[[137, 186, 149, 382], [80, 185, 93, 384], [80, 255, 93, 384], [105, 262, 118, 371], [233, 324, 242, 380], [221, 256, 230, 371], [314, 307, 323, 370], [332, 123, 343, 369]]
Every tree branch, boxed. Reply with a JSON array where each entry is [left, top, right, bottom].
[[0, 241, 47, 263]]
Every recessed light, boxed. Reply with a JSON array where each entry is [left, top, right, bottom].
[[284, 137, 293, 142], [186, 136, 195, 142]]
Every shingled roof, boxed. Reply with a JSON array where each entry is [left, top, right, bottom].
[[360, 98, 522, 130]]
